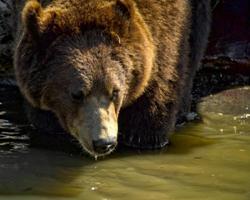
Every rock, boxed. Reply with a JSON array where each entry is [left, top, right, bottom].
[[198, 87, 250, 115], [205, 0, 250, 74], [197, 87, 250, 132], [0, 0, 15, 71]]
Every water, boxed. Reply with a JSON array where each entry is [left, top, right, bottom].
[[0, 85, 250, 200]]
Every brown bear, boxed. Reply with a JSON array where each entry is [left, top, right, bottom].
[[14, 0, 211, 157]]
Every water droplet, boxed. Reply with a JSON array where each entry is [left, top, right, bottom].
[[233, 126, 237, 134], [91, 186, 97, 191]]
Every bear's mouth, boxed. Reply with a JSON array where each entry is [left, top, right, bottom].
[[69, 127, 117, 158], [77, 136, 117, 159]]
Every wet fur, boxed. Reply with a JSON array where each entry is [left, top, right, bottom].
[[15, 0, 211, 150]]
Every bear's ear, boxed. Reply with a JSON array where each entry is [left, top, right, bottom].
[[114, 0, 134, 20], [109, 0, 135, 38], [22, 0, 42, 39], [22, 0, 58, 40]]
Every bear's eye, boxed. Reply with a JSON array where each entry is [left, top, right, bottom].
[[111, 89, 119, 101], [71, 90, 84, 102]]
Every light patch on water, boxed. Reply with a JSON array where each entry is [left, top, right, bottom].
[[91, 186, 98, 191]]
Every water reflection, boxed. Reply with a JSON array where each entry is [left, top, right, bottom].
[[0, 87, 29, 154], [0, 85, 250, 200]]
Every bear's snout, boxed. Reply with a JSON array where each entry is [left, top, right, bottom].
[[69, 94, 119, 157]]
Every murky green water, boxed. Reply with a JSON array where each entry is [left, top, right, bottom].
[[0, 85, 250, 200]]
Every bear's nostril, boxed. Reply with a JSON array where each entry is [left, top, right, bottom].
[[93, 139, 116, 154]]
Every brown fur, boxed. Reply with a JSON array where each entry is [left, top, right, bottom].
[[14, 0, 211, 155]]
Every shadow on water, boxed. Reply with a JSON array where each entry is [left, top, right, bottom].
[[0, 150, 95, 197]]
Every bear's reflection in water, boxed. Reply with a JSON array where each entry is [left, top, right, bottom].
[[0, 85, 250, 200]]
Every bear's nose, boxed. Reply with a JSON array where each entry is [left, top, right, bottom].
[[92, 139, 117, 154]]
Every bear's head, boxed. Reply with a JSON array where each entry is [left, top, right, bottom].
[[15, 0, 154, 157]]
